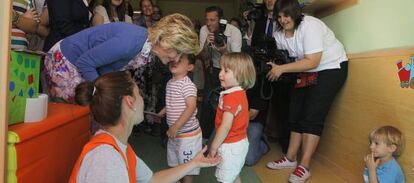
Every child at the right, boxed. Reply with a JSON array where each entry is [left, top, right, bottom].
[[208, 53, 256, 183], [363, 125, 405, 183]]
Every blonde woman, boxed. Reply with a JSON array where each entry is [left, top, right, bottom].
[[43, 13, 200, 103]]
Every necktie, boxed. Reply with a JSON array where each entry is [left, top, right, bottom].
[[267, 18, 274, 37]]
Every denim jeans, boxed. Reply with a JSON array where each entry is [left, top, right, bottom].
[[245, 122, 269, 166]]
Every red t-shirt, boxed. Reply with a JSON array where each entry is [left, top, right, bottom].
[[215, 89, 249, 143]]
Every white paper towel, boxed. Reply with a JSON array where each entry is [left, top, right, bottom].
[[24, 93, 48, 123]]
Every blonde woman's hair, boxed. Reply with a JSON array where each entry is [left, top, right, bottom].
[[220, 53, 256, 89], [148, 13, 201, 55], [369, 125, 404, 157]]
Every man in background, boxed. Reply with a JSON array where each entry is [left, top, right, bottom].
[[198, 6, 242, 139]]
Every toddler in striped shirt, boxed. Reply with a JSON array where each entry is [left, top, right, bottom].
[[157, 54, 202, 183]]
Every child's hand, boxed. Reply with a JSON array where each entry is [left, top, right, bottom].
[[22, 8, 40, 22], [208, 148, 217, 158], [166, 126, 178, 138], [191, 146, 221, 168], [364, 152, 379, 170]]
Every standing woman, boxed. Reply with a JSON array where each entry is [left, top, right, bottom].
[[265, 0, 348, 182], [44, 0, 91, 51], [91, 0, 133, 26], [43, 14, 200, 103]]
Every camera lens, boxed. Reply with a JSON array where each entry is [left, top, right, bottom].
[[213, 20, 227, 47]]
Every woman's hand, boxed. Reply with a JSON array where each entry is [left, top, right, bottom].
[[192, 146, 221, 168], [266, 62, 285, 81]]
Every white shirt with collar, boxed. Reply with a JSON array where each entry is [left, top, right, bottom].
[[218, 86, 244, 110]]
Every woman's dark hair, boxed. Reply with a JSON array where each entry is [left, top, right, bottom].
[[193, 19, 202, 34], [103, 0, 127, 22], [126, 2, 134, 18], [273, 0, 304, 31], [89, 0, 98, 12], [75, 71, 135, 127]]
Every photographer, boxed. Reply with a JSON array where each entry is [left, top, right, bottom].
[[246, 0, 277, 46], [265, 0, 348, 182], [198, 6, 242, 138]]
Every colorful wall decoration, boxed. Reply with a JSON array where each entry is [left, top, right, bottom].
[[396, 56, 414, 89], [8, 51, 40, 124]]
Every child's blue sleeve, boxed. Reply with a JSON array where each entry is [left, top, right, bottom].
[[377, 165, 405, 183], [377, 173, 404, 183]]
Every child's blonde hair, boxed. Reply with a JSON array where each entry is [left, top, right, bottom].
[[220, 53, 256, 89], [369, 125, 404, 157], [148, 13, 201, 55]]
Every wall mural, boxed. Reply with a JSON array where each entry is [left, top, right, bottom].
[[396, 56, 414, 89]]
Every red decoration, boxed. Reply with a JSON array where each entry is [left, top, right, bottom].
[[28, 74, 33, 85]]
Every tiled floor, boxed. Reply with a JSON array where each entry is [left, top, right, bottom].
[[253, 142, 348, 183]]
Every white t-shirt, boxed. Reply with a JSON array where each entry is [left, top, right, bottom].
[[273, 15, 348, 72], [76, 130, 153, 183], [93, 5, 132, 24], [199, 24, 242, 68]]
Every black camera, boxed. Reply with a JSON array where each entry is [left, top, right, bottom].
[[214, 19, 227, 47], [246, 2, 266, 21], [249, 37, 295, 81]]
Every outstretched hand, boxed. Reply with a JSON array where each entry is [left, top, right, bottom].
[[192, 146, 221, 168]]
